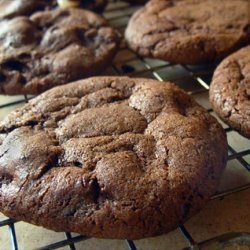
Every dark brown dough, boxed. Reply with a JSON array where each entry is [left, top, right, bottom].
[[0, 8, 120, 95], [0, 76, 227, 239], [125, 0, 250, 64], [210, 45, 250, 138]]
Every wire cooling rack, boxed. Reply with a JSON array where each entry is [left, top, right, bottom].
[[0, 1, 249, 250]]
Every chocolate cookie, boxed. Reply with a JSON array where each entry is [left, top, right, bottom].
[[125, 0, 250, 65], [0, 0, 108, 19], [0, 76, 227, 239], [0, 0, 52, 20], [0, 9, 119, 95], [210, 46, 250, 138]]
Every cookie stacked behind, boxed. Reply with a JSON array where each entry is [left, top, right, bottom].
[[125, 0, 250, 65], [0, 76, 227, 239], [0, 8, 120, 95], [210, 46, 250, 138], [0, 0, 108, 20]]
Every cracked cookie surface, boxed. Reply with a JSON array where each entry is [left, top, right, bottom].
[[0, 8, 119, 95], [0, 0, 108, 20], [0, 76, 227, 239], [125, 0, 250, 64], [210, 45, 250, 138]]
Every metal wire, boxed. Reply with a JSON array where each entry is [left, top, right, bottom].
[[36, 235, 89, 250], [179, 225, 197, 247], [64, 232, 76, 250], [0, 1, 249, 250], [8, 223, 18, 250], [126, 240, 138, 250]]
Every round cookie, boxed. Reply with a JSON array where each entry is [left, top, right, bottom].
[[0, 0, 108, 20], [0, 76, 227, 239], [0, 9, 120, 95], [0, 0, 52, 20], [125, 0, 250, 65], [210, 46, 250, 138]]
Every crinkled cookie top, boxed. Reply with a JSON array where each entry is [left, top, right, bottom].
[[126, 0, 250, 64], [0, 77, 227, 239]]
